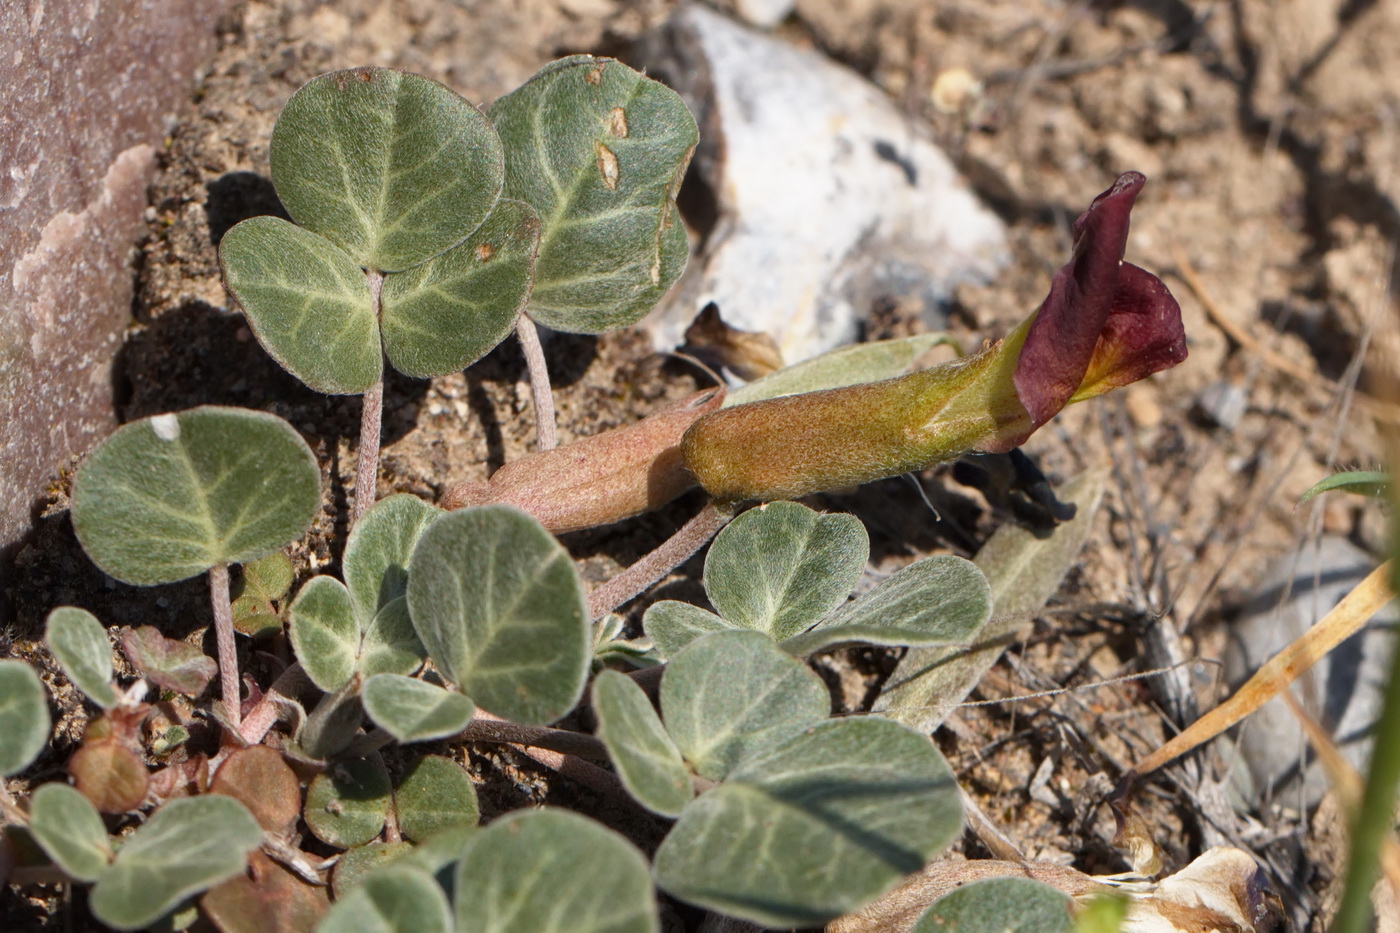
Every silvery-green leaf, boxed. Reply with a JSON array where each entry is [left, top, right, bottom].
[[394, 755, 479, 843], [362, 674, 474, 743], [0, 660, 51, 776], [781, 555, 991, 656], [592, 671, 692, 817], [288, 576, 359, 693], [660, 630, 828, 782], [29, 782, 112, 882], [911, 877, 1075, 932], [320, 865, 452, 933], [270, 67, 504, 272], [70, 407, 321, 587], [219, 217, 380, 395], [359, 597, 426, 678], [381, 199, 540, 379], [705, 502, 868, 640], [641, 600, 732, 659], [490, 55, 696, 334], [455, 808, 656, 933], [874, 469, 1107, 732], [407, 506, 589, 725], [296, 689, 364, 763], [304, 757, 392, 849], [45, 607, 117, 709], [331, 842, 414, 900], [343, 494, 444, 633], [726, 333, 958, 406], [89, 795, 262, 932], [654, 718, 962, 928]]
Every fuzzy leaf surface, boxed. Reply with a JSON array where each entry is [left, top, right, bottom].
[[45, 607, 117, 708], [642, 600, 732, 659], [304, 757, 392, 849], [381, 198, 540, 378], [362, 674, 475, 743], [489, 55, 695, 334], [29, 782, 111, 882], [70, 407, 321, 586], [654, 718, 963, 928], [395, 755, 479, 842], [90, 795, 262, 931], [593, 670, 692, 817], [270, 66, 503, 272], [661, 630, 828, 782], [343, 494, 444, 633], [782, 555, 991, 656], [121, 626, 218, 697], [455, 808, 657, 933], [320, 864, 452, 933], [911, 877, 1075, 932], [209, 746, 302, 836], [726, 334, 958, 407], [407, 506, 589, 725], [705, 502, 868, 640], [359, 597, 427, 678], [0, 660, 50, 776], [288, 576, 359, 692], [220, 217, 380, 394]]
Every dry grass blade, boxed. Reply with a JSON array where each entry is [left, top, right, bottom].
[[1132, 561, 1394, 777]]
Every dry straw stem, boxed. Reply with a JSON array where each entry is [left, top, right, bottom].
[[1132, 560, 1394, 777]]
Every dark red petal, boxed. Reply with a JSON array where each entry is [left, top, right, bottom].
[[1014, 171, 1146, 427], [1081, 262, 1187, 392]]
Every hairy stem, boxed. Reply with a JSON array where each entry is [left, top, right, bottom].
[[353, 270, 386, 528], [516, 315, 557, 451], [587, 501, 734, 620], [209, 562, 241, 732]]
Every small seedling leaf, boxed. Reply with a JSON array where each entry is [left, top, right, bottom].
[[358, 597, 427, 678], [641, 600, 732, 659], [220, 217, 381, 394], [1299, 469, 1391, 505], [331, 842, 413, 899], [660, 630, 828, 782], [120, 626, 218, 697], [231, 551, 294, 637], [271, 67, 504, 272], [71, 407, 321, 586], [875, 469, 1107, 732], [655, 718, 963, 928], [344, 494, 444, 633], [705, 502, 868, 640], [454, 808, 657, 933], [593, 671, 693, 816], [28, 782, 111, 882], [320, 864, 452, 933], [305, 757, 393, 849], [394, 755, 479, 842], [69, 738, 149, 813], [781, 555, 991, 656], [288, 576, 360, 693], [381, 198, 541, 378], [407, 506, 589, 725], [910, 877, 1076, 933], [201, 849, 329, 933], [90, 795, 263, 932], [490, 55, 696, 334], [209, 745, 302, 836], [362, 674, 474, 743], [0, 660, 50, 776], [44, 607, 117, 709], [726, 333, 959, 407]]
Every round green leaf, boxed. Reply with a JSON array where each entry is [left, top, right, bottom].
[[655, 718, 963, 928], [641, 600, 732, 660], [90, 795, 263, 932], [407, 506, 589, 725], [45, 607, 117, 709], [705, 502, 869, 640], [288, 576, 360, 693], [781, 555, 992, 656], [220, 216, 381, 395], [359, 597, 427, 678], [362, 674, 474, 743], [271, 66, 504, 272], [344, 494, 444, 633], [0, 660, 52, 776], [29, 782, 111, 882], [381, 198, 540, 379], [331, 842, 413, 900], [304, 757, 393, 849], [911, 877, 1076, 933], [455, 808, 656, 933], [320, 864, 452, 933], [71, 407, 321, 586], [489, 55, 696, 334], [592, 670, 693, 817], [660, 630, 828, 782], [395, 755, 479, 843]]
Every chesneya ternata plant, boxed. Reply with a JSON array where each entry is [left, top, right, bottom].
[[682, 171, 1187, 502]]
